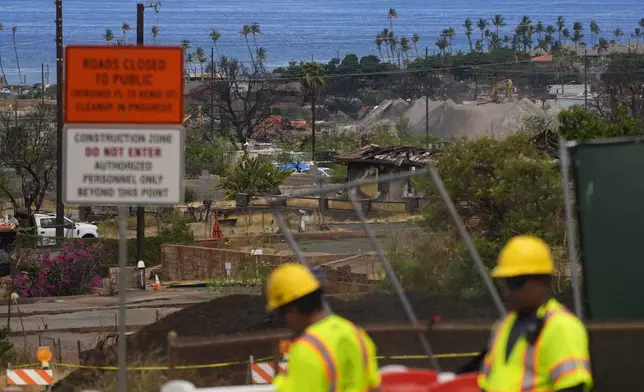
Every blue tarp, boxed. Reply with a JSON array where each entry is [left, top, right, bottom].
[[280, 162, 310, 172]]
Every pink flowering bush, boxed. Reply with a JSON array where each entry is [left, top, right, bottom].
[[13, 240, 102, 297]]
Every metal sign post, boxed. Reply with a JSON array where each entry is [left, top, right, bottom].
[[118, 206, 128, 391], [63, 44, 184, 392]]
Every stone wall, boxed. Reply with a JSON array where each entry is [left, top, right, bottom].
[[161, 244, 361, 282]]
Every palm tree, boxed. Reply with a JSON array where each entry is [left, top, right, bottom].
[[492, 14, 506, 35], [256, 47, 267, 64], [562, 28, 570, 44], [375, 34, 385, 60], [435, 35, 449, 55], [378, 29, 392, 62], [209, 29, 222, 58], [11, 25, 21, 84], [300, 62, 325, 161], [150, 25, 160, 43], [400, 37, 411, 62], [103, 28, 115, 46], [571, 29, 584, 51], [488, 32, 502, 51], [463, 18, 474, 51], [121, 22, 132, 44], [147, 1, 162, 25], [546, 25, 556, 36], [613, 28, 624, 43], [411, 33, 420, 57], [589, 20, 600, 47], [250, 22, 262, 51], [388, 8, 398, 35], [442, 28, 456, 54], [477, 19, 488, 44], [181, 40, 191, 79], [0, 24, 7, 85], [239, 24, 255, 64], [536, 21, 545, 39], [194, 46, 207, 77], [556, 16, 566, 43], [632, 28, 642, 51], [595, 37, 610, 56]]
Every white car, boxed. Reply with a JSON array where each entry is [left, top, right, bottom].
[[317, 167, 333, 177], [33, 213, 99, 246]]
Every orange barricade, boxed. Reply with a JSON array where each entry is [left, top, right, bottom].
[[381, 369, 438, 392]]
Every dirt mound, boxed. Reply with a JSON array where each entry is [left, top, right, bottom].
[[357, 99, 410, 131], [54, 292, 499, 390]]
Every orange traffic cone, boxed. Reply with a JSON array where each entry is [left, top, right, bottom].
[[154, 274, 162, 291]]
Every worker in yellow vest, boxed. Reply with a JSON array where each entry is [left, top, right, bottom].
[[265, 263, 381, 392], [478, 235, 593, 392]]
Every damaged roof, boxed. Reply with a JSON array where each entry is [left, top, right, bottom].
[[334, 145, 439, 166]]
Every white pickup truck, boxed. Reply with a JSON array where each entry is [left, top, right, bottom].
[[18, 212, 100, 246]]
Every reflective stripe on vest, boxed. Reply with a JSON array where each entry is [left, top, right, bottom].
[[298, 332, 337, 392], [550, 358, 592, 383], [522, 307, 590, 390], [354, 326, 380, 392]]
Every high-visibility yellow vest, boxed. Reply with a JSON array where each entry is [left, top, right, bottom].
[[478, 298, 593, 392], [273, 314, 381, 392]]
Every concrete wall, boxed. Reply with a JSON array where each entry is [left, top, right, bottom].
[[161, 244, 361, 281]]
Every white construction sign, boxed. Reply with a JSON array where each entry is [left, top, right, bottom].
[[63, 126, 184, 205]]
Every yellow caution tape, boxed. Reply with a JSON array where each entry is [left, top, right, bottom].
[[5, 353, 479, 372]]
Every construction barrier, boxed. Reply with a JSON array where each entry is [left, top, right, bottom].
[[250, 361, 287, 384], [3, 352, 479, 372], [6, 369, 54, 386]]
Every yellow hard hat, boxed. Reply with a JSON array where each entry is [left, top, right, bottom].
[[492, 235, 554, 278], [265, 263, 321, 311]]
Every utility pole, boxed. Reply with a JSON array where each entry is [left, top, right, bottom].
[[135, 3, 145, 282], [210, 46, 215, 136], [583, 48, 588, 109], [41, 63, 45, 106], [425, 46, 429, 148], [474, 69, 479, 100], [55, 0, 64, 239]]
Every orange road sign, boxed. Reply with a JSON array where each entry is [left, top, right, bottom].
[[64, 45, 184, 125]]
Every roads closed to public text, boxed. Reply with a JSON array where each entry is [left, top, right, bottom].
[[65, 46, 183, 124], [64, 127, 183, 205]]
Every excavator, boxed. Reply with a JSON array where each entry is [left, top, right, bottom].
[[489, 79, 514, 103]]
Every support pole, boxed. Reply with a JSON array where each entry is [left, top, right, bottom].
[[427, 166, 507, 316], [559, 138, 583, 319], [348, 192, 440, 371], [117, 206, 128, 392], [136, 3, 146, 267], [583, 48, 588, 109], [272, 211, 331, 313], [55, 0, 64, 239]]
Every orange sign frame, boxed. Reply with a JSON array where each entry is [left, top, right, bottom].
[[64, 45, 184, 125]]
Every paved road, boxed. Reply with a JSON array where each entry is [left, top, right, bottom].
[[275, 223, 422, 254]]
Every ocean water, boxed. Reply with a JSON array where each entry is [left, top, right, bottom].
[[1, 0, 643, 84]]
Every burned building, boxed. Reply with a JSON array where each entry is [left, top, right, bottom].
[[334, 145, 438, 201]]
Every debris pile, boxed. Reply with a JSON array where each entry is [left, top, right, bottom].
[[358, 97, 558, 139], [54, 292, 500, 391]]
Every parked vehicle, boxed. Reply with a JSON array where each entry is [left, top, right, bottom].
[[13, 211, 99, 247]]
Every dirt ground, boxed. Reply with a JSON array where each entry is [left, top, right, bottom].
[[53, 291, 640, 391]]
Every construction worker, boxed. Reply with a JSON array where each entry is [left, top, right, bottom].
[[265, 263, 381, 392], [478, 235, 593, 392]]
